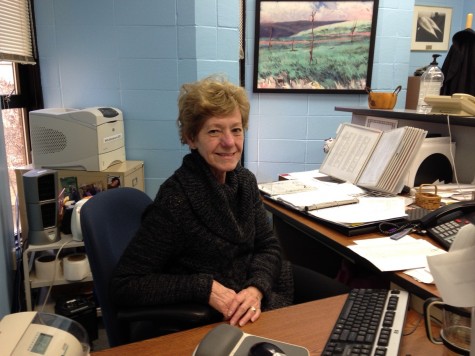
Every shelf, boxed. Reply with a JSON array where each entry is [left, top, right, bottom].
[[23, 234, 91, 311], [335, 106, 475, 127], [25, 234, 84, 252], [29, 270, 93, 288], [25, 234, 91, 288]]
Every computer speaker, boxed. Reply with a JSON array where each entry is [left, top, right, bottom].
[[22, 169, 60, 245]]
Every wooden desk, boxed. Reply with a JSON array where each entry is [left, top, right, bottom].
[[262, 197, 440, 300], [92, 295, 443, 355]]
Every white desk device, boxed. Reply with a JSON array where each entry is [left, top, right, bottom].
[[29, 107, 126, 171], [0, 311, 89, 356], [424, 93, 475, 116], [71, 197, 91, 241]]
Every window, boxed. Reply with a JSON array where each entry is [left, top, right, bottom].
[[0, 0, 36, 64], [1, 0, 43, 231]]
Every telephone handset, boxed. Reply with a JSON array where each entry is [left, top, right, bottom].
[[424, 93, 475, 116], [413, 200, 475, 250]]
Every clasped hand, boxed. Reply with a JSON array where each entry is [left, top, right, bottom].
[[209, 280, 263, 327]]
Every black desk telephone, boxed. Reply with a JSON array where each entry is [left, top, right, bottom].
[[410, 200, 475, 250]]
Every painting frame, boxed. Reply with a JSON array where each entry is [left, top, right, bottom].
[[411, 5, 452, 51], [253, 0, 379, 94]]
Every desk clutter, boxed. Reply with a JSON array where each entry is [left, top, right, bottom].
[[259, 174, 408, 236], [193, 289, 410, 356], [260, 168, 475, 287]]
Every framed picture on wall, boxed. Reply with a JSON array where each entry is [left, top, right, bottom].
[[252, 0, 379, 94], [411, 5, 452, 51]]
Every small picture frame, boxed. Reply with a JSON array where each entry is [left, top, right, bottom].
[[79, 182, 104, 197], [411, 5, 452, 51], [365, 117, 398, 131], [107, 175, 122, 189]]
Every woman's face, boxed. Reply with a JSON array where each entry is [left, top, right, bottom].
[[187, 108, 244, 183]]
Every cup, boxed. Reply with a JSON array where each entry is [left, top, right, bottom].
[[424, 297, 471, 355]]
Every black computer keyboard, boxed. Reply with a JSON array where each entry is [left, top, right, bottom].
[[322, 289, 409, 356]]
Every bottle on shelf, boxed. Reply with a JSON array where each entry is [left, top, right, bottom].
[[417, 54, 444, 114]]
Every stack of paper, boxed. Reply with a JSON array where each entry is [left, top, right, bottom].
[[348, 235, 446, 272]]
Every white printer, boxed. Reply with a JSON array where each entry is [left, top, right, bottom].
[[29, 107, 126, 171]]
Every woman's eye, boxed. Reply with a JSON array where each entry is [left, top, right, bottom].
[[232, 128, 243, 135], [208, 129, 220, 136]]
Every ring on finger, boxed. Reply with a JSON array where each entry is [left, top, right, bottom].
[[249, 306, 257, 312]]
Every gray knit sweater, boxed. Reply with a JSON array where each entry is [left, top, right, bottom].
[[110, 151, 294, 311]]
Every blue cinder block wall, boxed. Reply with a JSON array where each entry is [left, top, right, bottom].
[[33, 0, 471, 194], [1, 0, 474, 318]]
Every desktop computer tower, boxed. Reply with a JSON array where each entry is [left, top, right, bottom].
[[23, 169, 60, 245]]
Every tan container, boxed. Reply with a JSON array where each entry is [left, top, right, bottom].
[[367, 86, 402, 109], [415, 184, 441, 210]]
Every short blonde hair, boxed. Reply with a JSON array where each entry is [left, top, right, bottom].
[[177, 75, 250, 144]]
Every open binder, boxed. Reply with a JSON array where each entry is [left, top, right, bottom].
[[319, 123, 427, 194], [258, 180, 359, 212], [273, 190, 358, 211]]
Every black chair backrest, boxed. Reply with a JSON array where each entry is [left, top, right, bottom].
[[80, 187, 152, 347]]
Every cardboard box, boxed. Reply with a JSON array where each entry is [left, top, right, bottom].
[[56, 160, 144, 198], [405, 76, 421, 110], [15, 160, 144, 242]]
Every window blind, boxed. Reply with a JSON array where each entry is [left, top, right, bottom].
[[0, 0, 36, 64]]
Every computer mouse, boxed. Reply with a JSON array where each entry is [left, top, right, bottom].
[[248, 341, 287, 356]]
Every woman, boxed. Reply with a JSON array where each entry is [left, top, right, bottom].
[[111, 76, 293, 327]]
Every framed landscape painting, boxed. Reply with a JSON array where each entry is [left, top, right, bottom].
[[253, 0, 379, 94]]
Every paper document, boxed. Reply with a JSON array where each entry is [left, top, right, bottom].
[[427, 223, 475, 307], [427, 223, 475, 356], [259, 178, 365, 212], [258, 179, 319, 196], [348, 235, 446, 272], [279, 169, 324, 181], [275, 190, 358, 211], [404, 267, 434, 284], [309, 196, 407, 224]]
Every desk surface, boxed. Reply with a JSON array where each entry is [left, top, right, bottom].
[[92, 295, 442, 356], [262, 197, 440, 300]]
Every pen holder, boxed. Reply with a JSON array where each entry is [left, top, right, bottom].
[[415, 184, 441, 210]]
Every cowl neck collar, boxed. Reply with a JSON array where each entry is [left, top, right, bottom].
[[174, 151, 253, 244]]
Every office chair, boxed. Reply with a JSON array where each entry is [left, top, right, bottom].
[[292, 264, 350, 304], [80, 187, 221, 347]]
